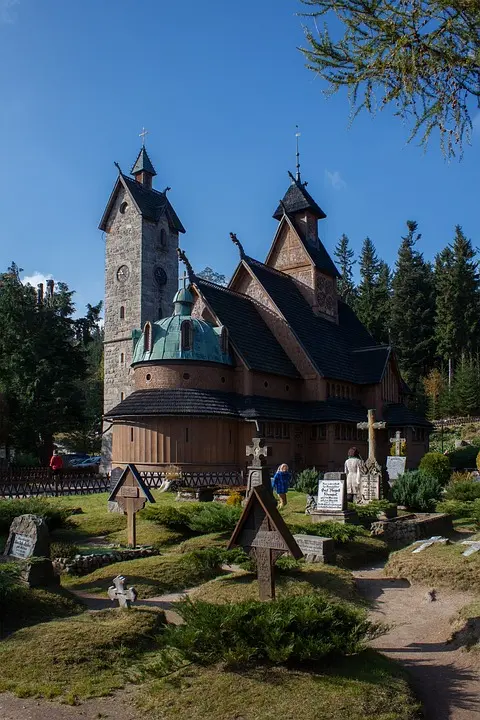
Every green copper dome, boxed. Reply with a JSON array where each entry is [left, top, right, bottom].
[[132, 288, 233, 365]]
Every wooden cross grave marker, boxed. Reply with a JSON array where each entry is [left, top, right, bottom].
[[357, 409, 386, 469], [228, 485, 302, 601], [389, 430, 406, 457], [108, 464, 155, 547]]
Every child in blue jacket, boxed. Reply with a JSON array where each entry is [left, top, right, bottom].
[[272, 463, 292, 508]]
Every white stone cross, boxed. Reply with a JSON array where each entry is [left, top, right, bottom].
[[411, 536, 448, 553], [108, 575, 138, 608], [461, 541, 480, 557], [139, 127, 149, 146], [246, 437, 271, 467], [389, 430, 406, 457]]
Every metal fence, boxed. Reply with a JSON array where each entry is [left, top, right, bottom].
[[0, 466, 244, 498]]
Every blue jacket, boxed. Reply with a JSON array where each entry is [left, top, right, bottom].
[[273, 471, 291, 494]]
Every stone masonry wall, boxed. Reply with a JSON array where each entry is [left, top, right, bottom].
[[141, 218, 178, 325]]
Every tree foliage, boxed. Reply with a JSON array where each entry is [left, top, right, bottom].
[[334, 233, 356, 306], [355, 237, 390, 342], [197, 267, 228, 286], [299, 0, 480, 158]]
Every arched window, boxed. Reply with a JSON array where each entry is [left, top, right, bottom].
[[181, 320, 193, 351], [120, 353, 124, 364], [326, 382, 330, 398], [220, 327, 229, 354], [143, 321, 152, 353], [119, 306, 125, 320], [160, 228, 167, 248], [335, 384, 340, 397]]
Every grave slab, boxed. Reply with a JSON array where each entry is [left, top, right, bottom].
[[2, 514, 57, 586]]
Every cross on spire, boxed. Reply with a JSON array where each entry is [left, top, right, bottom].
[[179, 270, 188, 289], [139, 127, 149, 146], [295, 125, 301, 182]]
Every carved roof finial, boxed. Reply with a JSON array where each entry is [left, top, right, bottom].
[[177, 247, 195, 283], [114, 161, 122, 174], [230, 232, 245, 259]]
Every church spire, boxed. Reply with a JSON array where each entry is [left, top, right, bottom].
[[131, 146, 157, 189]]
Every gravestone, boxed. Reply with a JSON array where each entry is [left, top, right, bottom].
[[108, 575, 138, 608], [2, 514, 57, 586], [293, 534, 335, 563], [228, 485, 302, 600], [386, 456, 407, 483], [108, 466, 125, 513], [356, 409, 386, 504], [310, 472, 357, 524], [108, 464, 155, 547]]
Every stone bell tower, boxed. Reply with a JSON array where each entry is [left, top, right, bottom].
[[99, 143, 185, 468]]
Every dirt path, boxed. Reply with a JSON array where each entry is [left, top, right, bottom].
[[354, 565, 480, 720]]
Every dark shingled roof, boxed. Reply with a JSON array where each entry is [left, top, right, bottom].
[[352, 346, 391, 384], [244, 258, 381, 383], [105, 388, 370, 423], [273, 179, 326, 221], [131, 147, 157, 176], [383, 403, 433, 429], [303, 240, 340, 278], [196, 279, 300, 378], [122, 175, 185, 233]]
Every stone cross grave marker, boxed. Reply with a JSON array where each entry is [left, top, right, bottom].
[[108, 575, 138, 608], [246, 433, 272, 497], [2, 514, 57, 586], [411, 536, 449, 553], [228, 485, 302, 600], [357, 409, 386, 470], [461, 541, 480, 557], [108, 464, 155, 547], [357, 409, 386, 503], [390, 430, 406, 457]]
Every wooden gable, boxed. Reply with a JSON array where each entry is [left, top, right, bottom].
[[265, 216, 313, 280]]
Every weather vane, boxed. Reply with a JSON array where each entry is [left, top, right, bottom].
[[139, 127, 149, 146], [295, 125, 301, 182]]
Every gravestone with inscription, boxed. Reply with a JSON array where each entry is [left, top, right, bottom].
[[386, 456, 407, 483], [2, 514, 57, 586], [108, 464, 155, 547], [228, 485, 302, 600], [310, 472, 357, 524]]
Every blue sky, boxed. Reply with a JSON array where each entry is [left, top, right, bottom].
[[0, 0, 479, 317]]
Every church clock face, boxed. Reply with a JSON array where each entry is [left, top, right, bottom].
[[154, 266, 167, 287], [116, 265, 130, 282]]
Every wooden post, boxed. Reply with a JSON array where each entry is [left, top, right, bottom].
[[126, 499, 136, 548], [256, 547, 275, 601]]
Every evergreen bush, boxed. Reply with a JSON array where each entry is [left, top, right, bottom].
[[0, 498, 72, 536], [351, 500, 397, 526], [419, 452, 451, 485], [143, 503, 241, 536], [288, 521, 361, 543], [293, 468, 319, 496], [161, 595, 383, 669], [445, 480, 480, 502], [477, 450, 480, 472], [436, 499, 478, 519], [391, 471, 443, 511]]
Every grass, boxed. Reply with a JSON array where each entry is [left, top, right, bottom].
[[138, 652, 421, 720], [0, 607, 165, 703], [63, 551, 225, 598], [1, 585, 84, 635], [190, 563, 361, 605], [385, 543, 480, 591]]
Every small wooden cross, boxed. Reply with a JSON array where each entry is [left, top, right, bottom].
[[389, 430, 406, 457], [108, 464, 155, 548], [411, 536, 448, 554], [139, 127, 149, 146], [357, 409, 386, 466], [108, 575, 137, 608], [246, 437, 272, 468]]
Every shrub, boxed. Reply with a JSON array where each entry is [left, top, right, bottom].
[[477, 451, 480, 472], [445, 480, 480, 502], [448, 444, 480, 470], [288, 521, 361, 544], [450, 471, 474, 484], [225, 491, 243, 507], [161, 595, 383, 669], [391, 471, 443, 511], [294, 468, 319, 496], [143, 503, 241, 536], [351, 500, 397, 526], [0, 498, 72, 536], [436, 499, 478, 519], [50, 541, 80, 560], [419, 452, 451, 485]]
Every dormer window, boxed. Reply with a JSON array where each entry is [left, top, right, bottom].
[[220, 327, 229, 354], [181, 319, 193, 351], [143, 321, 152, 353]]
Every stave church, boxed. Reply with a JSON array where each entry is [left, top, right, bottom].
[[100, 144, 430, 474]]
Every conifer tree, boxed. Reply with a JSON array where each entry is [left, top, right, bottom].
[[390, 221, 435, 390], [452, 356, 478, 416], [334, 234, 356, 307], [355, 237, 390, 342], [376, 261, 392, 345]]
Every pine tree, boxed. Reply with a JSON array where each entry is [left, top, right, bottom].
[[435, 226, 480, 373], [334, 234, 356, 307], [355, 237, 390, 342], [390, 221, 435, 391], [452, 356, 479, 416]]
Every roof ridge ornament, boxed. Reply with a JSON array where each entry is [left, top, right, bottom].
[[177, 247, 195, 282], [230, 232, 246, 260], [114, 161, 122, 174]]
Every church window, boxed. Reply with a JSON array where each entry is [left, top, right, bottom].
[[160, 228, 167, 248], [120, 306, 125, 320], [120, 353, 124, 364], [335, 384, 340, 397], [130, 428, 134, 442], [229, 429, 232, 445], [265, 422, 289, 439], [181, 320, 193, 350], [119, 201, 128, 215], [183, 373, 190, 380], [264, 381, 269, 388], [146, 373, 151, 382], [221, 376, 226, 383], [143, 322, 152, 353], [310, 425, 327, 441], [326, 382, 330, 397], [185, 427, 189, 443], [157, 305, 163, 320], [220, 327, 229, 353], [285, 384, 290, 392], [120, 392, 125, 401]]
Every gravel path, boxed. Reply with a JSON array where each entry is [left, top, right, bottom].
[[354, 565, 480, 720]]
